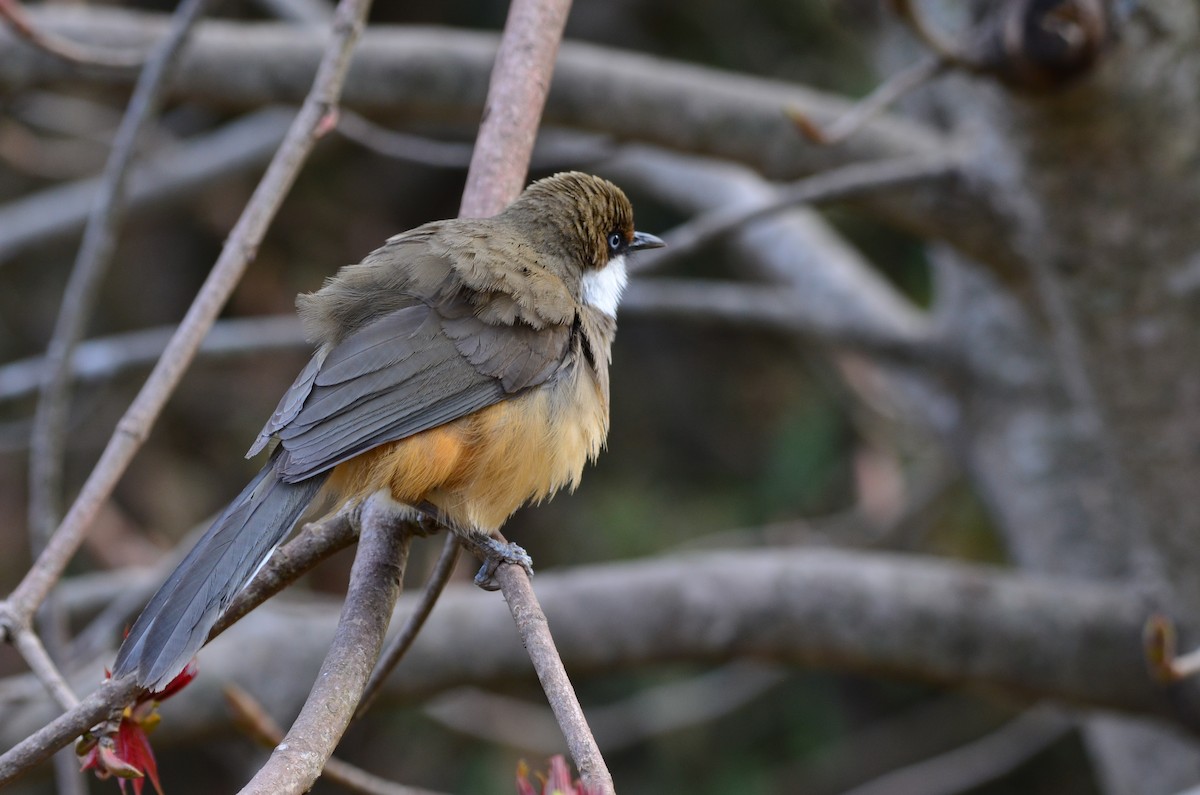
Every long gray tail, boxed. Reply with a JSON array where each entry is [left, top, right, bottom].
[[113, 453, 327, 690]]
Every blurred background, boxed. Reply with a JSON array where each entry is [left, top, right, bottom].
[[3, 0, 1194, 793]]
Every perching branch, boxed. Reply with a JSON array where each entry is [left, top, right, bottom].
[[447, 0, 615, 788], [357, 533, 462, 719], [237, 494, 408, 795], [495, 545, 614, 793]]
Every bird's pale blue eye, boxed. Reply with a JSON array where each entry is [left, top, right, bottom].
[[608, 232, 622, 251]]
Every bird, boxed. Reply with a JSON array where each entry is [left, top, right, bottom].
[[111, 172, 664, 691]]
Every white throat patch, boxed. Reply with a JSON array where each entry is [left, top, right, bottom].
[[581, 254, 628, 317]]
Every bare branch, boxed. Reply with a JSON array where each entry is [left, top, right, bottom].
[[426, 662, 787, 755], [458, 0, 570, 217], [632, 154, 959, 274], [446, 0, 616, 788], [1, 9, 1012, 268], [1, 549, 1187, 760], [493, 539, 614, 795], [0, 678, 140, 788], [335, 110, 475, 167], [357, 533, 461, 719], [12, 629, 78, 710], [23, 0, 211, 727], [0, 494, 363, 784], [788, 56, 946, 146], [2, 0, 369, 628], [0, 315, 305, 404], [238, 494, 408, 795], [0, 0, 144, 68], [226, 684, 449, 795], [0, 108, 292, 265], [622, 279, 947, 368], [335, 112, 613, 171], [889, 0, 969, 64], [836, 706, 1074, 795]]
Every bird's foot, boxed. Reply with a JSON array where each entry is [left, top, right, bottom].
[[472, 537, 534, 591]]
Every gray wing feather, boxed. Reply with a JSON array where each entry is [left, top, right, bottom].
[[267, 301, 569, 484], [247, 349, 327, 458]]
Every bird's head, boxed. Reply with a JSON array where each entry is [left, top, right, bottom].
[[503, 172, 664, 317]]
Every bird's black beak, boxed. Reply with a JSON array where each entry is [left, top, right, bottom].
[[630, 231, 666, 251]]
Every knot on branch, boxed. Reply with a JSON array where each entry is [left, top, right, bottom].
[[974, 0, 1109, 90], [892, 0, 1111, 91]]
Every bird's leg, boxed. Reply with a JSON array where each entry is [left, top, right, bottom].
[[413, 502, 534, 590], [470, 535, 534, 591]]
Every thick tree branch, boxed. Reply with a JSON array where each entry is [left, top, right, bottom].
[[0, 8, 1018, 269], [5, 548, 1185, 756], [357, 533, 461, 719]]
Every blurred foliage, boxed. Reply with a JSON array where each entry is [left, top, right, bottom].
[[0, 0, 1063, 793]]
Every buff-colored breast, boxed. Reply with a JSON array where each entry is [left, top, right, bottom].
[[326, 361, 609, 532]]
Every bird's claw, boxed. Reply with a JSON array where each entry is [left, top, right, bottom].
[[473, 538, 534, 591]]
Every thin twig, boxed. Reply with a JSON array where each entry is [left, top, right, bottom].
[[12, 629, 78, 710], [0, 502, 366, 785], [335, 110, 476, 168], [633, 154, 959, 274], [0, 677, 140, 788], [622, 278, 948, 368], [836, 706, 1073, 795], [26, 0, 211, 577], [888, 0, 969, 64], [1, 0, 366, 633], [493, 554, 614, 794], [336, 111, 614, 171], [0, 0, 144, 68], [0, 108, 293, 265], [357, 532, 461, 719], [0, 315, 306, 404], [788, 56, 946, 145], [425, 662, 788, 755], [458, 0, 572, 218], [237, 494, 409, 795], [23, 7, 210, 782], [226, 684, 450, 795]]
